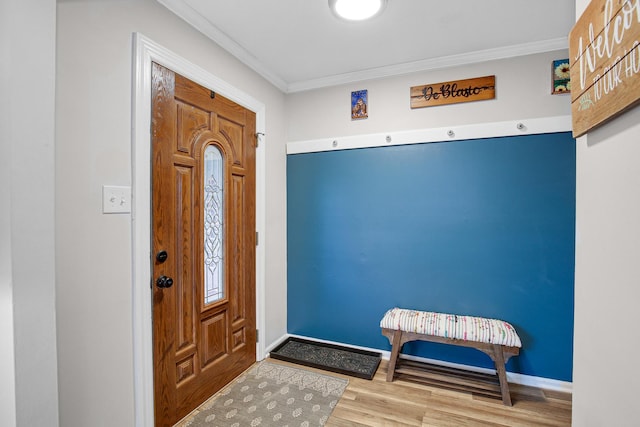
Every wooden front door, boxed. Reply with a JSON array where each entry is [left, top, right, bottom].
[[151, 62, 257, 427]]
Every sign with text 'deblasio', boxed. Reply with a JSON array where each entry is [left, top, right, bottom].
[[410, 76, 495, 109], [570, 0, 640, 137]]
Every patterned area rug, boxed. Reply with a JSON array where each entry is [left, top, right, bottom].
[[178, 361, 348, 427]]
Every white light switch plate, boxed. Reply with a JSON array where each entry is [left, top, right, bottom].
[[103, 185, 131, 214]]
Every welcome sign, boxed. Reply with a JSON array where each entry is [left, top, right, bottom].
[[570, 0, 640, 137]]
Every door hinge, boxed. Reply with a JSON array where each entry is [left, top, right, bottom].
[[256, 329, 259, 343], [256, 231, 259, 246]]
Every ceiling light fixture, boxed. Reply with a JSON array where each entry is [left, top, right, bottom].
[[329, 0, 388, 22]]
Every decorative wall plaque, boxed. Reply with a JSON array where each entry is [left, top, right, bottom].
[[410, 75, 495, 109], [351, 89, 368, 120], [552, 59, 571, 94], [569, 0, 640, 137]]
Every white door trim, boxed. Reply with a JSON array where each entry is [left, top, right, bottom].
[[131, 32, 267, 427]]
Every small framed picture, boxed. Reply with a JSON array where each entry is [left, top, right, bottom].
[[552, 59, 571, 94], [351, 89, 368, 120]]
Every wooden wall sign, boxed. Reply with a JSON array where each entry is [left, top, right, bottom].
[[410, 76, 495, 109], [569, 0, 640, 137]]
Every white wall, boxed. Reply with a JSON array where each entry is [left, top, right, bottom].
[[2, 0, 59, 426], [573, 108, 640, 427], [0, 1, 17, 424], [572, 2, 640, 426], [286, 51, 571, 141], [56, 0, 287, 425]]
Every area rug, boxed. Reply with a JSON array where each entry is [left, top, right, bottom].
[[178, 361, 348, 427], [269, 337, 382, 380]]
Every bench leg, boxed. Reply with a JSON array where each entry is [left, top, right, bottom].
[[491, 345, 513, 406], [386, 330, 403, 382]]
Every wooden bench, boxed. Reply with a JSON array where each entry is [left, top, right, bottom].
[[380, 307, 521, 406]]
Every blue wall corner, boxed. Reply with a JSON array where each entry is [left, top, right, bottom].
[[286, 132, 575, 382]]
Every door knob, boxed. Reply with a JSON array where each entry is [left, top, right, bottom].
[[156, 275, 174, 288], [156, 250, 168, 263]]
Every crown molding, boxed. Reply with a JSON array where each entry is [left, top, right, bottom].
[[287, 37, 569, 93], [157, 0, 289, 92], [158, 0, 568, 94]]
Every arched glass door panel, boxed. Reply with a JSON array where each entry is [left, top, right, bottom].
[[203, 145, 224, 305]]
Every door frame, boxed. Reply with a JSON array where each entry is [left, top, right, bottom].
[[131, 33, 266, 427]]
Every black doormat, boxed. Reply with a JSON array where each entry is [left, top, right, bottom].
[[269, 337, 382, 380]]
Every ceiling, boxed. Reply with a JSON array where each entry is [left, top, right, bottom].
[[158, 0, 576, 93]]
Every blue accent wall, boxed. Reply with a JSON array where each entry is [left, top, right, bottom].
[[287, 132, 575, 381]]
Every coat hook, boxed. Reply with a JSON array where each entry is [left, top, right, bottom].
[[447, 130, 455, 137], [386, 135, 392, 143], [332, 140, 338, 147], [516, 123, 525, 130]]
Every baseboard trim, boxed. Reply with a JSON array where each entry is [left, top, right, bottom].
[[266, 334, 572, 394]]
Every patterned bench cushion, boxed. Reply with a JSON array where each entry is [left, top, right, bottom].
[[380, 307, 521, 348]]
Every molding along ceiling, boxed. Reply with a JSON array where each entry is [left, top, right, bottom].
[[157, 0, 575, 93]]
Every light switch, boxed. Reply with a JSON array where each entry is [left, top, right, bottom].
[[103, 185, 131, 214]]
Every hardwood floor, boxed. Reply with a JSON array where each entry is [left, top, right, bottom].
[[271, 358, 572, 427]]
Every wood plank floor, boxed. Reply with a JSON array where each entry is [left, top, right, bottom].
[[270, 358, 572, 427]]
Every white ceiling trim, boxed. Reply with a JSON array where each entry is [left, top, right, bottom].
[[287, 37, 569, 93], [157, 0, 290, 92], [158, 0, 568, 94]]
